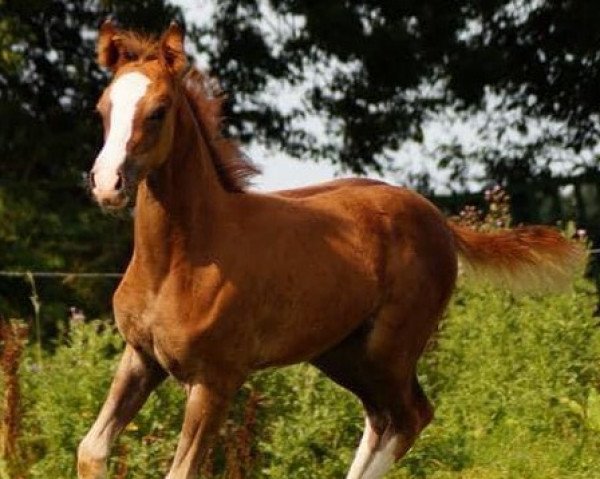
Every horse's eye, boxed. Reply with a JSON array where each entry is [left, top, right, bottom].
[[123, 50, 137, 62], [148, 106, 167, 122]]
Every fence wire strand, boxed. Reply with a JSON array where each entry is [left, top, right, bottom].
[[0, 271, 122, 278], [1, 249, 599, 280]]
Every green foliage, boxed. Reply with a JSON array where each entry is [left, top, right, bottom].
[[21, 321, 123, 477], [250, 366, 361, 478], [17, 320, 185, 478], [3, 281, 599, 478], [407, 282, 600, 479]]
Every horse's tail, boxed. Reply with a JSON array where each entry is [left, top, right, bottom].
[[449, 223, 586, 293]]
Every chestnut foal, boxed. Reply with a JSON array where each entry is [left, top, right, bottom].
[[79, 21, 584, 479]]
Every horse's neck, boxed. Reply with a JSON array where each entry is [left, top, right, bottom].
[[131, 97, 227, 284]]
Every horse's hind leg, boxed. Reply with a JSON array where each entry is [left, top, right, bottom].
[[312, 321, 435, 479], [351, 376, 433, 479]]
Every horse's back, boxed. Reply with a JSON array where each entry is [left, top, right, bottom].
[[277, 177, 459, 315], [274, 178, 453, 248], [270, 177, 458, 299], [274, 177, 388, 199]]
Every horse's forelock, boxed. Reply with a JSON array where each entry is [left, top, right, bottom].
[[112, 32, 161, 65]]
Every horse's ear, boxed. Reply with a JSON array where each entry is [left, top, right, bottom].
[[97, 18, 121, 71], [160, 21, 187, 76]]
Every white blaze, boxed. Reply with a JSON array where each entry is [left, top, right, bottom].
[[92, 72, 151, 191]]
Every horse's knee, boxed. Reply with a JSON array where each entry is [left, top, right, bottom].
[[77, 437, 108, 479]]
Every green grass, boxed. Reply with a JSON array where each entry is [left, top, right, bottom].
[[3, 280, 599, 478]]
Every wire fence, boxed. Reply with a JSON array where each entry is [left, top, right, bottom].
[[2, 248, 600, 324], [0, 271, 122, 279], [1, 247, 599, 279]]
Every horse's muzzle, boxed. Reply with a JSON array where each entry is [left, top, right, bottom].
[[89, 168, 129, 210]]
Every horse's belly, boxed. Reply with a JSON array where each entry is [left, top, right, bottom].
[[251, 285, 377, 368], [245, 248, 382, 367]]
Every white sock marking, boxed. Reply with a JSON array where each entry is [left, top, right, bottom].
[[346, 418, 377, 479], [362, 436, 398, 479], [346, 417, 401, 479]]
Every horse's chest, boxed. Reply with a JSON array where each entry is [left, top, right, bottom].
[[114, 298, 207, 380], [114, 306, 155, 355]]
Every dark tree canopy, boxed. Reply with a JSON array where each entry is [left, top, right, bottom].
[[204, 0, 600, 174]]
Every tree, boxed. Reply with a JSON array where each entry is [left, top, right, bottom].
[[203, 0, 600, 177]]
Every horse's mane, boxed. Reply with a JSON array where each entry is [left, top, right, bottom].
[[181, 68, 260, 193], [111, 31, 259, 192]]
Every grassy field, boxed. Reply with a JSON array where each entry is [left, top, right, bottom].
[[1, 281, 599, 478]]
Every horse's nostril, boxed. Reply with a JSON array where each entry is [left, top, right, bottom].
[[89, 171, 96, 189], [115, 171, 123, 191]]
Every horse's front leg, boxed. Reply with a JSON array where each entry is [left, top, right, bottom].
[[78, 344, 166, 479], [166, 376, 242, 479]]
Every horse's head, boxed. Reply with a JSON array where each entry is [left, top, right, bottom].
[[89, 20, 187, 210]]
